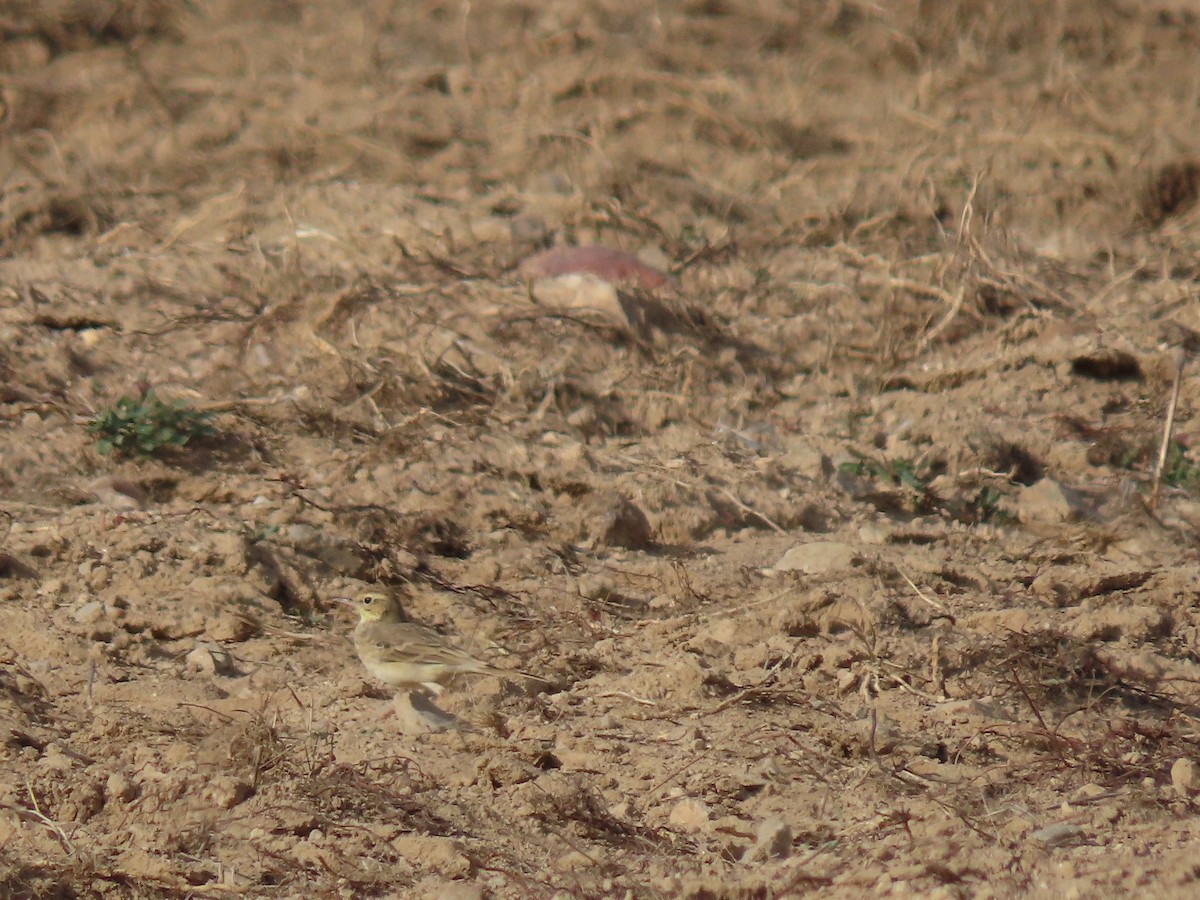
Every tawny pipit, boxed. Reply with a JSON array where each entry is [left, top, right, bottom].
[[338, 590, 545, 694]]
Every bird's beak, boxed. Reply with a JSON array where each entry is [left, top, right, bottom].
[[333, 596, 355, 608]]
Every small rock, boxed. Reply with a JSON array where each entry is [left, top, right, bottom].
[[393, 691, 466, 734], [744, 818, 792, 862], [564, 403, 597, 434], [1093, 647, 1166, 682], [390, 835, 471, 877], [779, 442, 828, 478], [596, 496, 655, 550], [207, 532, 247, 567], [577, 574, 616, 600], [207, 612, 259, 643], [427, 883, 483, 900], [771, 541, 858, 575], [1171, 758, 1198, 797], [12, 671, 41, 695], [1030, 572, 1074, 607], [87, 476, 147, 510], [835, 669, 860, 694], [278, 524, 367, 572], [106, 772, 137, 804], [520, 245, 673, 291], [847, 714, 898, 753], [1017, 478, 1092, 524], [857, 523, 892, 545], [86, 566, 111, 590], [1071, 607, 1172, 644], [1029, 822, 1085, 846], [203, 776, 253, 810], [284, 523, 322, 548], [531, 273, 630, 331], [3, 37, 51, 70], [39, 745, 75, 772], [73, 601, 105, 625], [931, 698, 1008, 721], [555, 850, 597, 871], [289, 841, 329, 870], [185, 644, 236, 676], [668, 797, 711, 832], [1069, 783, 1108, 804]]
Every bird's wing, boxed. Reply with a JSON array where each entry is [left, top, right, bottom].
[[359, 623, 481, 667]]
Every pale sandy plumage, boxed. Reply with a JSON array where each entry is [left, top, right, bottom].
[[339, 590, 545, 694]]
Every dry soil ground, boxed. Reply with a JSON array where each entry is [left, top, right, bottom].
[[3, 1, 1200, 897]]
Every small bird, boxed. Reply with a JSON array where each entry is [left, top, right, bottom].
[[338, 590, 545, 695]]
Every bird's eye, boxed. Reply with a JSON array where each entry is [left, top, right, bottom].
[[363, 596, 374, 605]]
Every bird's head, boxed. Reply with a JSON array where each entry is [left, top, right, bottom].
[[337, 590, 400, 623]]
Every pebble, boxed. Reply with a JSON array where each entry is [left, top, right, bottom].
[[745, 818, 792, 861], [1029, 823, 1085, 846], [185, 644, 236, 676], [208, 612, 259, 643], [73, 601, 105, 625], [668, 797, 711, 831], [531, 273, 630, 331], [87, 476, 147, 511], [1171, 758, 1197, 797], [931, 698, 1007, 721], [1017, 478, 1090, 524], [555, 850, 597, 871], [1068, 783, 1107, 804], [393, 691, 463, 734], [858, 523, 892, 545], [106, 772, 136, 803], [203, 776, 253, 810], [596, 496, 655, 550], [39, 744, 75, 772], [520, 245, 673, 291], [428, 883, 483, 900], [389, 835, 471, 877], [771, 541, 858, 575], [578, 574, 616, 600]]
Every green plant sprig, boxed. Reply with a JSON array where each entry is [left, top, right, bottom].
[[89, 388, 215, 458]]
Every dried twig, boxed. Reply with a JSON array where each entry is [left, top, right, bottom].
[[1150, 350, 1188, 510], [896, 566, 946, 612], [713, 486, 787, 534], [595, 690, 658, 707], [17, 781, 75, 854]]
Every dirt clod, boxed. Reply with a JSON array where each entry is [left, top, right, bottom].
[[1141, 159, 1200, 226], [1171, 758, 1198, 797], [595, 495, 655, 550]]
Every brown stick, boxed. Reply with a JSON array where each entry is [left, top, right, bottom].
[[1150, 350, 1187, 510]]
